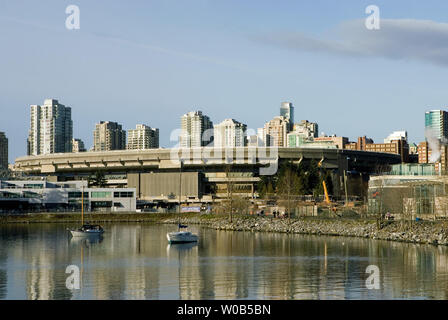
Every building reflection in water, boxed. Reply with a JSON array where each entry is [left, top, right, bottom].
[[1, 223, 448, 300]]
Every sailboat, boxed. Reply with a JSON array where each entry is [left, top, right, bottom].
[[166, 160, 198, 244], [68, 186, 104, 237], [167, 223, 198, 244]]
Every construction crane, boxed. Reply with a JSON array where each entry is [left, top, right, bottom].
[[322, 180, 331, 204], [317, 156, 330, 204]]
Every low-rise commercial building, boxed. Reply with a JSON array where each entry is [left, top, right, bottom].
[[0, 180, 136, 212], [368, 173, 448, 219]]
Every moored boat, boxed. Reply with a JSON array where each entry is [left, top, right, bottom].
[[68, 185, 105, 237], [167, 228, 198, 244], [69, 223, 104, 237]]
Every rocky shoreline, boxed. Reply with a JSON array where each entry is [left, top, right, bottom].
[[2, 212, 448, 246], [161, 215, 448, 246]]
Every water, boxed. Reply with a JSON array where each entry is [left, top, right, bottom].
[[1, 222, 448, 300]]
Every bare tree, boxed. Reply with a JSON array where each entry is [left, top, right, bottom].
[[277, 163, 301, 227], [225, 164, 235, 222]]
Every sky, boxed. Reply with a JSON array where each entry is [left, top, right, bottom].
[[1, 0, 448, 163]]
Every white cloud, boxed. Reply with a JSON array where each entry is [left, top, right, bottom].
[[255, 19, 448, 66]]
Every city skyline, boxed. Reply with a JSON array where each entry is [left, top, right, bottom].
[[3, 1, 448, 162], [1, 96, 444, 164]]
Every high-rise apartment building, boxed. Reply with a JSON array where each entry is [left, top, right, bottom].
[[280, 102, 294, 130], [425, 110, 448, 140], [127, 124, 159, 150], [179, 111, 213, 148], [27, 99, 73, 155], [72, 138, 86, 152], [264, 116, 290, 147], [93, 121, 126, 151], [256, 128, 266, 146], [213, 119, 247, 147], [292, 120, 319, 138], [0, 132, 8, 170]]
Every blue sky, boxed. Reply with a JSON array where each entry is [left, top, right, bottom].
[[1, 0, 448, 162]]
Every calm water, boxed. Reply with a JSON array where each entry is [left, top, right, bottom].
[[1, 222, 448, 300]]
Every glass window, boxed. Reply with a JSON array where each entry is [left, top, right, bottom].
[[68, 192, 89, 198], [91, 191, 112, 198], [113, 191, 134, 198]]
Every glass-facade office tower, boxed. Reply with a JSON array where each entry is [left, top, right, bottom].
[[280, 102, 294, 130], [425, 110, 448, 140]]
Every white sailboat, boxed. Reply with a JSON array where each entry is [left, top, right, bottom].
[[166, 160, 198, 244], [167, 224, 198, 244]]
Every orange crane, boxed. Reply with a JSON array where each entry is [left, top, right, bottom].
[[318, 156, 331, 205], [322, 180, 331, 204]]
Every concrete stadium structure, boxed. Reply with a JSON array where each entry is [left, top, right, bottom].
[[14, 147, 401, 203]]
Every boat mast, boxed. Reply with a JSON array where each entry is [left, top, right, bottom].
[[81, 184, 84, 225], [178, 160, 182, 230]]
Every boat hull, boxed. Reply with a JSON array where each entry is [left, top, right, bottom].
[[70, 230, 104, 237], [167, 231, 198, 244]]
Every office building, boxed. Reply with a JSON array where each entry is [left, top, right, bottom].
[[93, 121, 126, 151], [264, 116, 290, 147], [127, 124, 159, 150], [179, 111, 213, 148], [425, 110, 448, 140], [213, 119, 247, 147], [365, 140, 409, 162], [287, 132, 307, 147], [0, 132, 7, 170], [0, 180, 136, 212], [72, 138, 86, 153], [344, 136, 374, 151], [280, 102, 294, 130], [418, 141, 433, 164], [27, 99, 73, 155], [418, 141, 448, 174]]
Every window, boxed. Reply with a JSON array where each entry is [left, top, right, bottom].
[[91, 191, 112, 198], [113, 191, 134, 198], [22, 191, 41, 198], [68, 192, 89, 198], [23, 184, 43, 189], [91, 201, 112, 208]]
